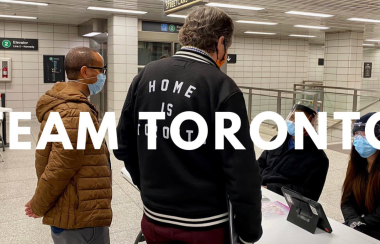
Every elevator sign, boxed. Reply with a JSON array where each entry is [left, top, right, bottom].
[[0, 38, 38, 50], [164, 0, 209, 14]]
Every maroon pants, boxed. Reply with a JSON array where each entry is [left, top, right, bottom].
[[141, 215, 228, 244]]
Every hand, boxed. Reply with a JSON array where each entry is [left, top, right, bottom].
[[262, 186, 267, 189], [25, 200, 41, 218]]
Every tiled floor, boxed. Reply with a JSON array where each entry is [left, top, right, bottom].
[[0, 119, 348, 243]]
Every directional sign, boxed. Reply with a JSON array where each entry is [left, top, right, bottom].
[[164, 0, 209, 14], [227, 54, 237, 64], [0, 38, 38, 50]]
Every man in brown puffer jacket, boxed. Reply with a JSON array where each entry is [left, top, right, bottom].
[[25, 47, 112, 244]]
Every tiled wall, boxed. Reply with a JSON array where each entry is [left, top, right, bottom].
[[227, 36, 309, 119], [307, 44, 324, 82], [107, 15, 138, 120], [0, 21, 89, 116], [362, 48, 380, 90]]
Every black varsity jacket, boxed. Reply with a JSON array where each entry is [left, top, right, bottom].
[[114, 48, 262, 243]]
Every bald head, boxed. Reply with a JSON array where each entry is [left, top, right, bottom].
[[64, 47, 97, 80]]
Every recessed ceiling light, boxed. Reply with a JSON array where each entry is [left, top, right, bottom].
[[285, 11, 333, 18], [348, 18, 380, 23], [83, 32, 102, 37], [289, 34, 316, 38], [245, 31, 276, 35], [87, 6, 147, 14], [294, 25, 330, 30], [0, 14, 37, 19], [0, 0, 49, 6], [0, 0, 48, 6], [363, 44, 375, 46], [366, 39, 380, 42], [206, 2, 264, 11], [236, 20, 278, 25], [167, 14, 187, 18]]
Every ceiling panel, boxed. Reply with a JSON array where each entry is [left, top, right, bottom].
[[0, 0, 379, 44]]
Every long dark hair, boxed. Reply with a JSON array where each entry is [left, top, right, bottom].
[[341, 145, 380, 214]]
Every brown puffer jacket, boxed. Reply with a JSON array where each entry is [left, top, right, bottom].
[[31, 82, 112, 229]]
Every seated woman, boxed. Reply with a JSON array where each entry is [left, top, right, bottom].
[[341, 112, 380, 241]]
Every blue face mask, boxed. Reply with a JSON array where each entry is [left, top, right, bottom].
[[71, 73, 106, 96], [353, 136, 377, 158], [286, 121, 295, 136], [88, 73, 106, 95]]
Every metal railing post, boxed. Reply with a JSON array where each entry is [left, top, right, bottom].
[[248, 88, 252, 122], [353, 90, 358, 112], [320, 88, 324, 112], [293, 84, 297, 105], [277, 91, 282, 116], [313, 93, 318, 129]]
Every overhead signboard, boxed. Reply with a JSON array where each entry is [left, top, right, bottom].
[[164, 0, 209, 14], [0, 38, 38, 50], [43, 55, 65, 83], [142, 21, 182, 33], [227, 54, 237, 64]]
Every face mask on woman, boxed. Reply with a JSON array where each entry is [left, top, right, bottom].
[[353, 136, 377, 158], [70, 73, 106, 95]]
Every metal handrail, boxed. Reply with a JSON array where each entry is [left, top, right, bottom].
[[294, 83, 380, 114], [239, 86, 319, 126], [327, 99, 380, 130]]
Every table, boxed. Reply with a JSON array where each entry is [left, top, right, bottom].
[[0, 107, 12, 149], [120, 167, 379, 244], [259, 188, 379, 244]]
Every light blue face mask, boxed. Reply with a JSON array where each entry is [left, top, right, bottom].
[[286, 121, 295, 136], [353, 136, 377, 158], [71, 73, 106, 96], [88, 73, 106, 95]]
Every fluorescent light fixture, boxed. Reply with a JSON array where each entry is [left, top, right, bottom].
[[363, 44, 375, 46], [348, 18, 380, 23], [294, 25, 330, 29], [289, 34, 316, 38], [83, 32, 101, 37], [167, 14, 187, 18], [285, 11, 333, 18], [0, 0, 48, 6], [0, 14, 37, 19], [236, 20, 278, 25], [366, 39, 380, 42], [207, 2, 264, 11], [87, 6, 147, 14], [245, 31, 276, 35]]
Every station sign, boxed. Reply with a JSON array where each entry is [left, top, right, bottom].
[[142, 21, 182, 33], [43, 55, 65, 83], [164, 0, 209, 14], [0, 38, 38, 50]]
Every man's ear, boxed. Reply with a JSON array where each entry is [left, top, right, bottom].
[[217, 36, 225, 58], [80, 66, 87, 78]]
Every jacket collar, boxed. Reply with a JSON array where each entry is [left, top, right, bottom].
[[285, 134, 319, 150], [174, 47, 219, 69]]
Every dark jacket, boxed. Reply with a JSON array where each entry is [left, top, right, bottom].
[[342, 192, 380, 240], [258, 134, 329, 201], [114, 49, 262, 243]]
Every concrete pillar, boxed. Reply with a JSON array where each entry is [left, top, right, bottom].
[[323, 31, 363, 114], [107, 15, 138, 120]]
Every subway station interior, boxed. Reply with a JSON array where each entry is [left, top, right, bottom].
[[1, 0, 380, 243]]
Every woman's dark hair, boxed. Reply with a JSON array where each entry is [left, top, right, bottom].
[[341, 145, 380, 214], [178, 6, 234, 53]]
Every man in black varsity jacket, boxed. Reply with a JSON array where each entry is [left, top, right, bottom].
[[114, 6, 262, 244]]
